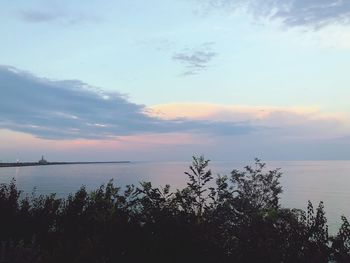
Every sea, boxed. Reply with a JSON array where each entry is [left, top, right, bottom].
[[1, 160, 350, 234]]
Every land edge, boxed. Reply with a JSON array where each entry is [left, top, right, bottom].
[[0, 161, 131, 168]]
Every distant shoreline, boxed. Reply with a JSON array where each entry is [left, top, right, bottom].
[[0, 161, 131, 168]]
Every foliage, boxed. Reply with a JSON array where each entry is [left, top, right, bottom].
[[0, 156, 349, 262]]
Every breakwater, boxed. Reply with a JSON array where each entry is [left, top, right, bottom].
[[0, 161, 130, 168]]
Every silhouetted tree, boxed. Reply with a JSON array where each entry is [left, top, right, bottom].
[[0, 156, 349, 262]]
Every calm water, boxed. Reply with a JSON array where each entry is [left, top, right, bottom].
[[1, 160, 350, 233]]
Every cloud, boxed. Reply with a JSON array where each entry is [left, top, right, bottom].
[[148, 103, 350, 140], [2, 72, 350, 161], [172, 43, 217, 75], [205, 0, 350, 28], [19, 9, 99, 25], [20, 10, 59, 23], [0, 66, 253, 140]]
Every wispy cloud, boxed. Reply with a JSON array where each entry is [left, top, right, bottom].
[[19, 9, 99, 25], [205, 0, 350, 28], [149, 103, 350, 140], [172, 43, 217, 75], [20, 10, 59, 23], [0, 66, 253, 140]]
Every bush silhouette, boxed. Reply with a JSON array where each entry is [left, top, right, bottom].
[[0, 156, 349, 262]]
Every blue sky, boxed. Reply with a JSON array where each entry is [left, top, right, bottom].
[[1, 0, 350, 161]]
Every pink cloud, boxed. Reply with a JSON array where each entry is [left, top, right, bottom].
[[147, 103, 350, 140], [2, 103, 350, 161]]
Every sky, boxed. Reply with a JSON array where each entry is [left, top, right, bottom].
[[1, 0, 350, 162]]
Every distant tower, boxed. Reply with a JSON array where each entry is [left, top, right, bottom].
[[38, 155, 48, 164]]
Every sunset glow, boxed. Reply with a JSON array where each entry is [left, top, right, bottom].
[[1, 0, 350, 161]]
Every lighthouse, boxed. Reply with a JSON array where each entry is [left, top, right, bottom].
[[38, 156, 48, 164]]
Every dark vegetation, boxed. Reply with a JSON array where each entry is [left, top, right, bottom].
[[1, 156, 350, 262]]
